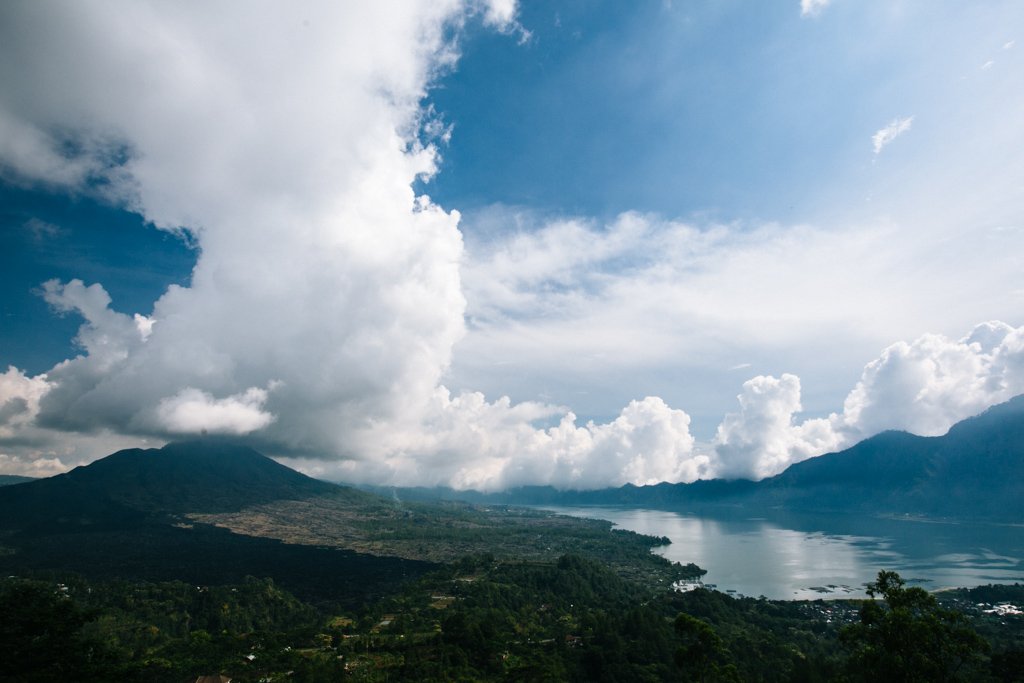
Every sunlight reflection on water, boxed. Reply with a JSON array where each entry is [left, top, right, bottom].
[[539, 506, 1024, 600]]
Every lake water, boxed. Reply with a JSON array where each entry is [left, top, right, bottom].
[[541, 506, 1024, 600]]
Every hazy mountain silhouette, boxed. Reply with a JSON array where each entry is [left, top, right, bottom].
[[0, 474, 35, 487]]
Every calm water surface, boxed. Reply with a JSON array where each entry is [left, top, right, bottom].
[[541, 506, 1024, 600]]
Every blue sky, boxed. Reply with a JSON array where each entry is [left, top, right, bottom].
[[1, 185, 194, 374], [429, 0, 842, 220], [427, 0, 979, 222], [1, 1, 1022, 488]]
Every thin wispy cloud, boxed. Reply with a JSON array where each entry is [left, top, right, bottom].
[[23, 217, 63, 243], [872, 115, 914, 155]]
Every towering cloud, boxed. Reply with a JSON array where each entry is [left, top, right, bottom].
[[837, 321, 1024, 439], [0, 1, 485, 456], [712, 374, 839, 480]]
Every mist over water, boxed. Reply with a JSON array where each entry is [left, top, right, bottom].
[[541, 506, 1024, 600]]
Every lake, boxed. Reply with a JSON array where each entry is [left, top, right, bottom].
[[541, 506, 1024, 600]]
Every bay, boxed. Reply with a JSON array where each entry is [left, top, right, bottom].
[[541, 505, 1024, 600]]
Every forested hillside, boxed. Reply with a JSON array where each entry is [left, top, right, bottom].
[[4, 560, 1022, 682]]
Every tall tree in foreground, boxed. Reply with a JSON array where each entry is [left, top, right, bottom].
[[840, 570, 989, 682], [674, 613, 740, 683], [0, 581, 120, 682]]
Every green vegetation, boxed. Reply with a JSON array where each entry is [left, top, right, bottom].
[[673, 613, 739, 682], [4, 565, 1022, 682], [839, 570, 990, 682]]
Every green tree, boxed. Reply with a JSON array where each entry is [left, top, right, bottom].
[[674, 613, 740, 683], [840, 570, 989, 682], [0, 581, 120, 682]]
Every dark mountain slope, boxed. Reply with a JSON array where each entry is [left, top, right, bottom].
[[757, 395, 1024, 518], [58, 439, 341, 513], [0, 440, 431, 605], [753, 430, 940, 513]]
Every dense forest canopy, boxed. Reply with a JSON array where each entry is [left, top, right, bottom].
[[3, 563, 1022, 682]]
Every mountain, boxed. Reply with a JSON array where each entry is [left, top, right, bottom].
[[47, 439, 341, 513], [0, 439, 429, 605], [757, 394, 1024, 519]]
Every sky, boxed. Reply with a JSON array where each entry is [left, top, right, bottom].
[[1, 0, 1023, 489]]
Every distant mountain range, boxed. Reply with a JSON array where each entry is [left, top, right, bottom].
[[373, 395, 1024, 522], [0, 474, 35, 487]]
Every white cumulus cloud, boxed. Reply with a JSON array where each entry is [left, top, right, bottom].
[[836, 321, 1024, 438], [306, 389, 706, 491], [712, 374, 840, 480], [0, 2, 478, 458], [156, 387, 276, 436], [0, 366, 51, 439], [0, 3, 521, 471], [0, 453, 68, 479]]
